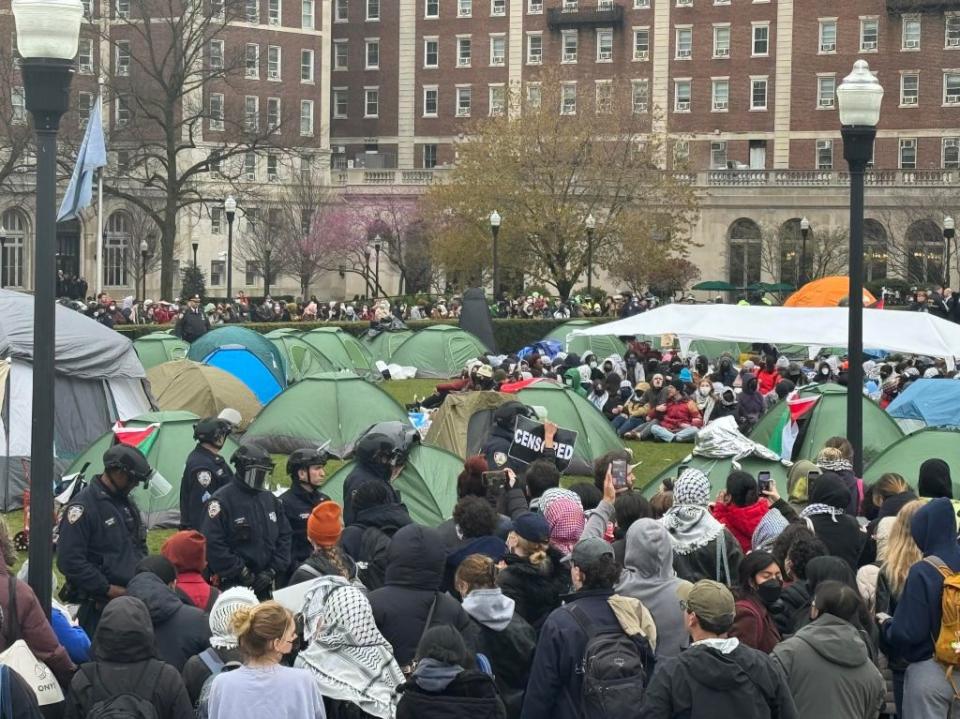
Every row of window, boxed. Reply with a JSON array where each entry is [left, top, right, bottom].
[[236, 44, 316, 83], [110, 0, 315, 28], [207, 95, 315, 136], [813, 15, 960, 55]]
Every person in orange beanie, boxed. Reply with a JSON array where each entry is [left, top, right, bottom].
[[161, 529, 221, 613], [288, 501, 359, 586]]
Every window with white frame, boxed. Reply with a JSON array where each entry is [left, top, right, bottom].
[[245, 44, 259, 77], [943, 137, 960, 168], [458, 36, 472, 66], [562, 30, 577, 62], [490, 84, 506, 115], [210, 0, 224, 17], [116, 0, 129, 17], [902, 16, 921, 49], [595, 80, 612, 112], [751, 76, 768, 109], [267, 45, 281, 79], [901, 72, 919, 105], [210, 40, 224, 71], [713, 24, 730, 57], [268, 0, 280, 24], [561, 82, 577, 114], [243, 152, 257, 180], [104, 212, 128, 287], [116, 41, 130, 75], [676, 0, 692, 6], [301, 49, 314, 81], [711, 141, 727, 169], [752, 23, 769, 55], [244, 96, 259, 132], [492, 0, 505, 15], [211, 208, 224, 235], [458, 0, 471, 15], [714, 0, 729, 5], [423, 144, 438, 169], [674, 79, 691, 111], [817, 75, 836, 108], [424, 38, 439, 67], [365, 87, 379, 116], [423, 86, 438, 116], [78, 91, 93, 127], [634, 0, 649, 7], [900, 138, 917, 169], [10, 87, 24, 125], [860, 17, 878, 50], [115, 95, 130, 127], [490, 34, 505, 65], [527, 33, 542, 64], [209, 92, 224, 130], [633, 28, 649, 60], [367, 0, 379, 19], [563, 0, 577, 10], [335, 0, 348, 20], [712, 78, 729, 111], [945, 72, 960, 104], [301, 0, 314, 27], [675, 27, 692, 58], [425, 0, 438, 16], [210, 260, 225, 286], [674, 140, 689, 164], [819, 19, 837, 53], [79, 39, 93, 73], [116, 149, 130, 174], [526, 82, 541, 108], [366, 39, 379, 68], [816, 139, 833, 169], [631, 79, 648, 113], [300, 99, 313, 135], [267, 153, 279, 180], [245, 260, 259, 286], [456, 86, 472, 116], [596, 28, 613, 61], [245, 0, 258, 21], [333, 88, 348, 117], [267, 97, 280, 131], [948, 14, 960, 47], [528, 0, 542, 12]]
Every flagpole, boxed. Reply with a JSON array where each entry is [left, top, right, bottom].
[[95, 82, 103, 296]]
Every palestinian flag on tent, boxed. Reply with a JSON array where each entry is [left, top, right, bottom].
[[768, 393, 820, 460], [111, 421, 160, 455]]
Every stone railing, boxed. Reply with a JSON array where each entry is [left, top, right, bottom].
[[332, 168, 448, 186]]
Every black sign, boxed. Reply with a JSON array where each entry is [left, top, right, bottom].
[[508, 415, 578, 472]]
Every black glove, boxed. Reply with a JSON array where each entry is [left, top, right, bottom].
[[237, 566, 255, 587], [251, 570, 275, 595]]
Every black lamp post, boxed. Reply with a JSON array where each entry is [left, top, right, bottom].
[[264, 248, 272, 297], [224, 195, 236, 300], [191, 240, 199, 269], [139, 238, 148, 303], [373, 235, 382, 298], [585, 213, 596, 295], [338, 264, 345, 278], [364, 249, 371, 297], [490, 210, 501, 299], [799, 217, 810, 287], [17, 0, 82, 617], [0, 228, 6, 289], [838, 59, 883, 477], [944, 216, 955, 288]]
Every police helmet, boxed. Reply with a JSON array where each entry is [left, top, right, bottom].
[[494, 401, 536, 430], [286, 447, 330, 478], [194, 417, 232, 445], [232, 445, 275, 490], [353, 421, 420, 467], [103, 444, 155, 486]]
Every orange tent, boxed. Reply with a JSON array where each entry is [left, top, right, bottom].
[[784, 276, 877, 308]]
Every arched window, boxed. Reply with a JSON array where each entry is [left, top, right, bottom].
[[864, 219, 887, 282], [0, 209, 28, 288], [906, 219, 943, 285], [728, 218, 761, 288], [105, 211, 131, 287], [778, 218, 812, 287]]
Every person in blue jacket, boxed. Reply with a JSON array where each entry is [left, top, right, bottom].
[[879, 497, 960, 717]]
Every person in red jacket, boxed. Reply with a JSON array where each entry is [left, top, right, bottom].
[[649, 384, 702, 443], [161, 530, 220, 613], [711, 471, 772, 553], [731, 550, 783, 653], [756, 355, 782, 396]]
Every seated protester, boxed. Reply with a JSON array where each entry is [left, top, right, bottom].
[[711, 385, 739, 422], [730, 551, 782, 654], [125, 556, 212, 672], [799, 472, 867, 572], [641, 580, 798, 719], [182, 587, 258, 707], [649, 384, 702, 443], [918, 457, 953, 499], [437, 456, 513, 549], [455, 555, 537, 719], [520, 460, 561, 514], [397, 625, 505, 719], [693, 378, 720, 426], [773, 582, 884, 719], [606, 378, 634, 423], [586, 379, 609, 413], [623, 373, 669, 440], [368, 524, 478, 671], [288, 501, 359, 586], [497, 513, 564, 631], [775, 531, 829, 636], [815, 445, 860, 516], [612, 381, 652, 438], [735, 374, 765, 434], [296, 574, 405, 719], [340, 481, 412, 592], [711, 471, 771, 554], [660, 469, 744, 586], [521, 538, 656, 719], [161, 530, 220, 613], [64, 596, 193, 719], [444, 497, 509, 593], [712, 354, 739, 388]]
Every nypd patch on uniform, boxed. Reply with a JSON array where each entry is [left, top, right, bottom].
[[494, 452, 508, 466], [66, 505, 84, 524], [208, 500, 221, 518], [197, 470, 212, 488], [268, 511, 277, 522]]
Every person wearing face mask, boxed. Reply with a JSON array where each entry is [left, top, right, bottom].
[[693, 379, 719, 425], [649, 384, 702, 443], [712, 354, 739, 388], [623, 351, 644, 385], [202, 446, 292, 600], [278, 447, 331, 581], [57, 444, 154, 637], [587, 378, 610, 412], [730, 551, 783, 653], [180, 415, 237, 531], [623, 374, 668, 440]]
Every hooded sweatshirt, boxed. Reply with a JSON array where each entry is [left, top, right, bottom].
[[773, 614, 884, 719], [803, 473, 866, 572], [616, 519, 690, 659], [736, 375, 765, 430], [712, 500, 771, 554]]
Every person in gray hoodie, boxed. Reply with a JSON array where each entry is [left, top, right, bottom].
[[772, 581, 884, 719]]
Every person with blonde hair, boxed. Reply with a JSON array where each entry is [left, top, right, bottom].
[[497, 513, 564, 630], [816, 441, 860, 515], [207, 601, 325, 719]]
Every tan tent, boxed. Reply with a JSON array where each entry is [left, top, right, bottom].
[[146, 360, 262, 430], [424, 391, 511, 459]]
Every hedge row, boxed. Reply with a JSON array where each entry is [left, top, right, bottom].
[[113, 317, 615, 353]]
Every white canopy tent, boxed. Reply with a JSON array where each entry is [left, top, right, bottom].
[[569, 304, 960, 367]]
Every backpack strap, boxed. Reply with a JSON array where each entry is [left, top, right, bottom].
[[925, 555, 952, 579], [296, 563, 324, 580], [137, 660, 164, 704], [198, 648, 225, 675], [5, 576, 18, 645], [566, 604, 600, 641]]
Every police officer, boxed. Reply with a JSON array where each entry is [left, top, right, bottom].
[[56, 444, 152, 636], [482, 401, 560, 475], [180, 416, 236, 530], [278, 447, 331, 579], [174, 293, 210, 343], [202, 445, 291, 599], [342, 421, 419, 525]]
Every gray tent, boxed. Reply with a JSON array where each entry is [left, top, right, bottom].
[[0, 290, 153, 509]]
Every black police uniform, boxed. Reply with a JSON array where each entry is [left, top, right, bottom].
[[342, 463, 402, 526], [481, 425, 560, 476], [201, 478, 292, 592], [56, 477, 148, 636], [174, 307, 210, 343], [278, 483, 330, 577], [180, 445, 235, 530]]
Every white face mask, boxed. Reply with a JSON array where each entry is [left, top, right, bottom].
[[698, 386, 711, 396]]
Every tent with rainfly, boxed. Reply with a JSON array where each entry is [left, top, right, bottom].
[[424, 391, 513, 459], [265, 329, 336, 383], [364, 329, 414, 361], [146, 360, 262, 430], [321, 444, 463, 526], [300, 328, 378, 377], [240, 375, 411, 456], [543, 320, 627, 359], [863, 428, 960, 497], [886, 378, 960, 433], [133, 332, 189, 370], [388, 325, 491, 378], [187, 326, 287, 404], [64, 410, 239, 528]]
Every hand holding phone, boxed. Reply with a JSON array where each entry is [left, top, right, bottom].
[[482, 471, 508, 496], [757, 471, 773, 494], [611, 460, 628, 490]]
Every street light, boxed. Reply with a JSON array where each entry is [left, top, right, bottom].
[[191, 240, 199, 269], [799, 217, 811, 287], [15, 0, 83, 617], [838, 59, 883, 476], [224, 195, 237, 300], [489, 210, 501, 299], [944, 216, 956, 288], [264, 248, 272, 297], [363, 249, 371, 297], [139, 238, 148, 303], [373, 234, 382, 298], [585, 213, 596, 295]]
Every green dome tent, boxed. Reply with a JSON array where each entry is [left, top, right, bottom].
[[265, 330, 336, 383], [749, 383, 903, 464], [146, 360, 262, 430], [64, 410, 239, 528], [513, 381, 623, 475], [389, 325, 490, 378], [645, 455, 792, 498], [133, 332, 189, 370], [544, 320, 626, 359], [321, 444, 463, 526], [187, 326, 286, 388], [424, 391, 512, 459], [240, 376, 410, 457], [364, 329, 414, 361], [864, 428, 960, 497], [300, 328, 378, 377]]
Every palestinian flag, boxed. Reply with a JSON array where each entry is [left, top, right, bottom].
[[111, 421, 160, 456], [768, 393, 820, 459]]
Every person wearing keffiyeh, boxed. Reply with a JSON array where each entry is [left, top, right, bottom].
[[800, 472, 867, 572], [816, 447, 860, 515], [544, 498, 585, 557]]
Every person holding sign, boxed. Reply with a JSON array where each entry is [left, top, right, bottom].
[[483, 402, 561, 475]]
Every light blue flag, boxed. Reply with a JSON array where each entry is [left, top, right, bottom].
[[57, 93, 107, 222]]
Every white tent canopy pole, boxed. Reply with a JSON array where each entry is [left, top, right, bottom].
[[569, 305, 960, 369]]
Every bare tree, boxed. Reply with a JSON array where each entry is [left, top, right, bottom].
[[235, 206, 284, 298], [871, 190, 954, 286], [120, 204, 167, 296], [0, 45, 35, 195], [758, 221, 849, 287]]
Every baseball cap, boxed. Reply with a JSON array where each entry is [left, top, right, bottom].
[[677, 580, 736, 626], [561, 536, 615, 567]]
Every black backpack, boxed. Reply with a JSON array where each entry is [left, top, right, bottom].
[[80, 661, 162, 719], [566, 605, 654, 719], [355, 526, 391, 591]]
